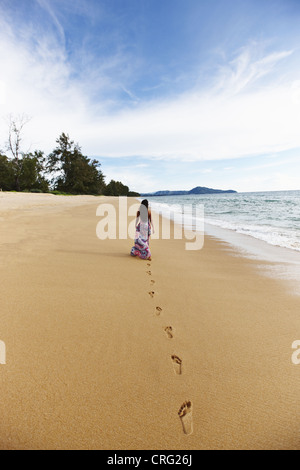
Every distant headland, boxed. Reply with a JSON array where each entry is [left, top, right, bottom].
[[141, 186, 237, 197]]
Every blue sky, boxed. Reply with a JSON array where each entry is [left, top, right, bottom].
[[1, 0, 300, 192]]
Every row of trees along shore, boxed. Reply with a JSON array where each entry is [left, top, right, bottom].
[[0, 116, 140, 197]]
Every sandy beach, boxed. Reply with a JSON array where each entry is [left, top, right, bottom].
[[0, 192, 300, 450]]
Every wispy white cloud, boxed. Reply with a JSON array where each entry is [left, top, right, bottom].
[[35, 0, 66, 44], [215, 45, 294, 95], [120, 86, 140, 104], [42, 0, 103, 22]]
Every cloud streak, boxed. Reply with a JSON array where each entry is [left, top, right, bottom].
[[35, 0, 66, 44], [215, 46, 293, 95]]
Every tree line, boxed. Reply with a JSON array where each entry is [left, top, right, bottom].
[[0, 116, 140, 197]]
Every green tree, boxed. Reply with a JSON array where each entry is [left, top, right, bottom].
[[19, 151, 49, 192], [104, 180, 129, 196], [103, 180, 140, 197], [0, 154, 15, 190], [47, 133, 105, 195]]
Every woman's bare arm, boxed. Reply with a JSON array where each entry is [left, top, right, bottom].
[[149, 210, 155, 234]]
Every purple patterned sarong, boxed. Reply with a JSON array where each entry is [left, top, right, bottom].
[[130, 222, 151, 260]]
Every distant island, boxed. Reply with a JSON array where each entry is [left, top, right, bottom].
[[141, 186, 237, 197]]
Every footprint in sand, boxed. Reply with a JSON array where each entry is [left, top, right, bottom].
[[171, 355, 182, 375], [149, 291, 155, 298], [164, 326, 173, 339], [156, 306, 162, 316], [178, 401, 193, 435], [150, 280, 155, 286], [147, 263, 151, 267], [146, 271, 152, 276]]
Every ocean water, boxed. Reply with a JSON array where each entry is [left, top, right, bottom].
[[146, 190, 300, 253]]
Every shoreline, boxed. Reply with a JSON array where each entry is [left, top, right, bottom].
[[204, 222, 300, 297], [146, 197, 300, 296], [0, 193, 300, 450]]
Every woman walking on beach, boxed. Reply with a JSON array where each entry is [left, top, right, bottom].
[[131, 199, 154, 260]]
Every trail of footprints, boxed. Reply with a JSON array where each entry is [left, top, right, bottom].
[[145, 261, 193, 436]]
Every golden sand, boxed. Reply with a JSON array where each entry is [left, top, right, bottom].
[[0, 192, 300, 450]]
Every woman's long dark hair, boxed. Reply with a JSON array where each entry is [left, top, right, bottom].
[[139, 199, 149, 222]]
